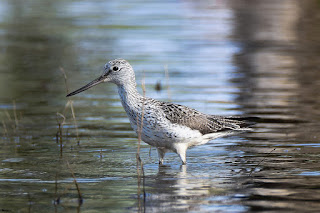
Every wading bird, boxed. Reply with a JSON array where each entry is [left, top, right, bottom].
[[67, 59, 255, 165]]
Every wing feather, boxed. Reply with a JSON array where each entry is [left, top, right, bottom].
[[159, 102, 254, 135]]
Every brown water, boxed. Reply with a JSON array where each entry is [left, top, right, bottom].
[[1, 0, 320, 212]]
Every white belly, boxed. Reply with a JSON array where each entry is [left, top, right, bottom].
[[121, 98, 220, 150], [130, 116, 205, 149]]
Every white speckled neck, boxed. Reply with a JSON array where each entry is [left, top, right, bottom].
[[118, 81, 142, 106], [117, 82, 144, 131]]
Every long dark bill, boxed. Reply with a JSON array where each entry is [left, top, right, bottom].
[[66, 75, 105, 97]]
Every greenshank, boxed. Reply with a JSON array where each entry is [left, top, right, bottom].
[[67, 59, 255, 165]]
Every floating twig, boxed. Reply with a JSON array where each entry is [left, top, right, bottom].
[[249, 148, 277, 176], [56, 112, 66, 156], [69, 101, 80, 144], [54, 173, 60, 205], [61, 67, 80, 145], [66, 160, 83, 204], [60, 67, 69, 94], [13, 100, 19, 128]]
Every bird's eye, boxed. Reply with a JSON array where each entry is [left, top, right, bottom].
[[112, 66, 119, 71]]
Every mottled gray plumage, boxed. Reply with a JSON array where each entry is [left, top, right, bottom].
[[67, 58, 256, 165], [160, 102, 252, 135]]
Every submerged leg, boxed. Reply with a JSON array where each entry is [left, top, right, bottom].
[[174, 143, 188, 165], [157, 148, 167, 165], [179, 153, 187, 165]]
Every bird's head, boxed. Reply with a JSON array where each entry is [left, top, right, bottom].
[[66, 58, 136, 97]]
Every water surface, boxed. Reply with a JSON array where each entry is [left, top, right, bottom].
[[1, 0, 320, 212]]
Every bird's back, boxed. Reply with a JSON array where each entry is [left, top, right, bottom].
[[128, 98, 255, 148], [158, 101, 255, 134]]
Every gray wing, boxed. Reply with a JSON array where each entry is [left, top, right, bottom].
[[159, 102, 253, 135]]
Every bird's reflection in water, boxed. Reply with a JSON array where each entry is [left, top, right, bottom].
[[142, 164, 231, 212]]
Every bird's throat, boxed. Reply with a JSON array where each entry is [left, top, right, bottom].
[[118, 84, 144, 115]]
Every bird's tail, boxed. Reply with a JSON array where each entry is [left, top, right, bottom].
[[224, 116, 260, 128]]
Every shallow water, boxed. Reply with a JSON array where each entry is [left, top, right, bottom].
[[1, 0, 320, 212]]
